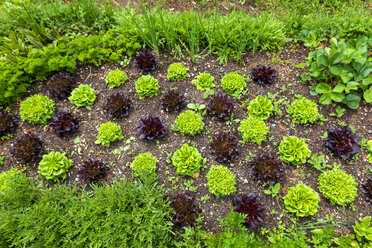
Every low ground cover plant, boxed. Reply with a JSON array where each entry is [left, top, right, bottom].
[[278, 136, 311, 166], [10, 133, 43, 165], [250, 152, 284, 185], [172, 110, 204, 136], [19, 94, 55, 124], [248, 95, 273, 120], [134, 51, 158, 74], [206, 165, 236, 197], [172, 143, 202, 176], [232, 193, 265, 228], [238, 116, 269, 145], [161, 89, 185, 112], [95, 122, 124, 147], [38, 151, 72, 181], [283, 183, 320, 217], [318, 168, 358, 206], [136, 114, 167, 141], [171, 191, 201, 227], [69, 84, 96, 109], [287, 96, 320, 124], [221, 72, 246, 98], [192, 73, 215, 91], [48, 110, 80, 138], [251, 65, 277, 85], [167, 63, 189, 81], [130, 152, 158, 178], [207, 93, 235, 121], [135, 75, 160, 99], [104, 69, 128, 88]]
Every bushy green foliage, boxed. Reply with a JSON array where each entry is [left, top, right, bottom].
[[167, 63, 189, 81], [287, 96, 320, 124], [0, 176, 174, 247], [206, 165, 236, 197], [19, 94, 55, 124], [278, 136, 311, 166], [192, 73, 215, 91], [172, 144, 202, 176], [0, 168, 38, 209], [221, 72, 246, 98], [238, 116, 269, 145], [69, 84, 96, 109], [135, 75, 160, 99], [318, 168, 358, 206], [248, 95, 273, 120], [172, 110, 204, 136], [38, 152, 72, 181], [205, 211, 265, 247], [95, 122, 124, 147], [130, 152, 158, 178], [303, 37, 372, 109], [283, 183, 320, 217], [353, 216, 372, 244], [105, 69, 128, 88]]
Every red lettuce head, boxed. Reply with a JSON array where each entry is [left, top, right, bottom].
[[232, 193, 265, 228], [362, 176, 372, 204], [10, 133, 43, 165], [250, 152, 284, 185], [161, 90, 185, 112], [323, 125, 361, 159], [0, 111, 18, 138], [78, 158, 107, 183], [136, 114, 167, 141], [49, 110, 80, 138], [134, 51, 159, 74], [251, 65, 277, 85], [46, 72, 75, 99], [207, 93, 235, 121], [171, 191, 201, 227], [210, 132, 240, 163], [103, 93, 132, 119]]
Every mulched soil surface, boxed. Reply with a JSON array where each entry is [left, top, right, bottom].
[[1, 43, 371, 234]]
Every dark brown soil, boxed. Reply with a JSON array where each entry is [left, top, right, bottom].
[[1, 43, 371, 234]]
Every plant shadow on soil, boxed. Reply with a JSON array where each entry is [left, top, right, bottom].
[[1, 43, 371, 234]]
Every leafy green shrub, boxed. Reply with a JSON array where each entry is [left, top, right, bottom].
[[0, 168, 38, 209], [95, 122, 124, 147], [206, 165, 236, 197], [248, 95, 273, 120], [172, 110, 204, 136], [283, 183, 320, 217], [105, 69, 128, 88], [303, 37, 372, 109], [318, 168, 358, 206], [38, 151, 72, 181], [130, 152, 158, 178], [172, 144, 202, 176], [69, 84, 96, 110], [135, 75, 160, 99], [221, 72, 246, 98], [278, 136, 311, 166], [287, 96, 320, 124], [167, 63, 189, 81], [238, 116, 269, 145], [0, 176, 173, 247], [19, 94, 55, 124], [353, 216, 372, 244], [192, 73, 215, 91]]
